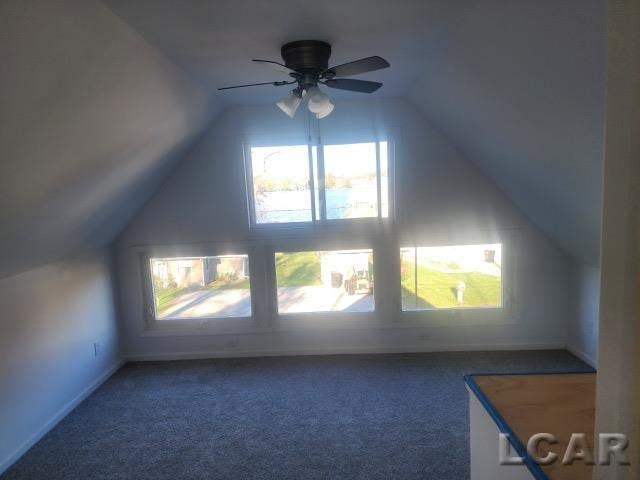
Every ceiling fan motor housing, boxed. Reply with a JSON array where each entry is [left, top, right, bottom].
[[281, 40, 332, 81], [218, 41, 387, 99]]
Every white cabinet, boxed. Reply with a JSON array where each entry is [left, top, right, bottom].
[[468, 386, 534, 480]]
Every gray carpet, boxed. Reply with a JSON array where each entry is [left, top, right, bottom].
[[2, 350, 591, 480]]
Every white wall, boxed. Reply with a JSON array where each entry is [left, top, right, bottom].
[[0, 250, 123, 474], [594, 0, 640, 477], [116, 98, 572, 360], [568, 263, 600, 367], [0, 0, 216, 471]]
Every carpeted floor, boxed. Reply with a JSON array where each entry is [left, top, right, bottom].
[[2, 350, 591, 480]]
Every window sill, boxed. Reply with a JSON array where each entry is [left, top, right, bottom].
[[140, 316, 257, 338], [399, 307, 517, 327], [138, 309, 518, 338]]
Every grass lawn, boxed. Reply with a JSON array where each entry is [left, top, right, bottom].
[[275, 251, 322, 287], [401, 260, 501, 309], [154, 286, 199, 314], [208, 278, 250, 290]]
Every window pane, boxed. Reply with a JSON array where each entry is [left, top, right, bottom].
[[250, 145, 312, 223], [400, 244, 502, 310], [323, 142, 380, 219], [276, 249, 374, 313], [150, 255, 251, 319]]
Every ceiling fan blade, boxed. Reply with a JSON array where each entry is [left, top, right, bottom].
[[324, 56, 389, 77], [323, 79, 383, 93], [252, 59, 297, 75], [218, 80, 293, 90]]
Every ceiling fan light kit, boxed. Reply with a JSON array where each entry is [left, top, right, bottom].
[[219, 40, 389, 119], [305, 85, 334, 118], [315, 102, 334, 119], [276, 88, 304, 118]]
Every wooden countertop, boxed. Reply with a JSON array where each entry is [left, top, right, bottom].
[[466, 372, 596, 480]]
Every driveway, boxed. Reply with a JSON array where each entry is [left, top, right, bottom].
[[277, 285, 374, 314], [158, 289, 252, 319], [158, 285, 374, 319]]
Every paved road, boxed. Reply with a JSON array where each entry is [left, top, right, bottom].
[[158, 285, 374, 319]]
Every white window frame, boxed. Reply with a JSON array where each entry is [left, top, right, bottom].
[[136, 243, 261, 336], [398, 234, 517, 325], [242, 137, 395, 229], [270, 246, 377, 318]]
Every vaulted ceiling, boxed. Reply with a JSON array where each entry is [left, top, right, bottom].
[[0, 0, 217, 278], [104, 0, 606, 265], [0, 0, 605, 278]]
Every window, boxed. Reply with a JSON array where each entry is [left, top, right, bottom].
[[246, 140, 390, 225], [249, 145, 313, 223], [324, 142, 386, 219], [400, 244, 502, 310], [275, 249, 374, 314], [149, 255, 251, 319]]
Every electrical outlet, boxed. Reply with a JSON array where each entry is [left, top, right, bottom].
[[93, 341, 101, 357]]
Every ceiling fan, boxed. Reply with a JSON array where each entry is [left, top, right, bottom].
[[218, 40, 390, 119]]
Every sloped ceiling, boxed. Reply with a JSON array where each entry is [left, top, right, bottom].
[[1, 0, 605, 279], [104, 0, 606, 265], [407, 1, 606, 265], [0, 0, 219, 278]]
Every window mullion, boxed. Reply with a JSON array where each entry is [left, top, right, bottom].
[[307, 137, 317, 222], [243, 144, 258, 227], [376, 141, 382, 218], [413, 247, 418, 309]]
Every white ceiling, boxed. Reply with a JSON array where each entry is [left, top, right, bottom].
[[103, 0, 460, 104], [1, 0, 605, 278], [104, 0, 606, 265], [407, 0, 606, 264]]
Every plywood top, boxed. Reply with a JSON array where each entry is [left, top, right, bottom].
[[469, 373, 596, 480]]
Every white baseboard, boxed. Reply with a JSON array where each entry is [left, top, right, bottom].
[[127, 342, 568, 362], [566, 344, 597, 369], [0, 358, 125, 475]]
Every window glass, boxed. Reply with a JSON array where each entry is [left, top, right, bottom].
[[250, 145, 312, 223], [246, 141, 390, 225], [150, 255, 251, 319], [275, 249, 374, 314], [323, 142, 380, 219], [400, 244, 502, 310]]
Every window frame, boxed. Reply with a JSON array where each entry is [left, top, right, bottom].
[[243, 142, 316, 228], [242, 137, 395, 229], [271, 246, 377, 317], [398, 236, 516, 323], [137, 243, 260, 335]]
